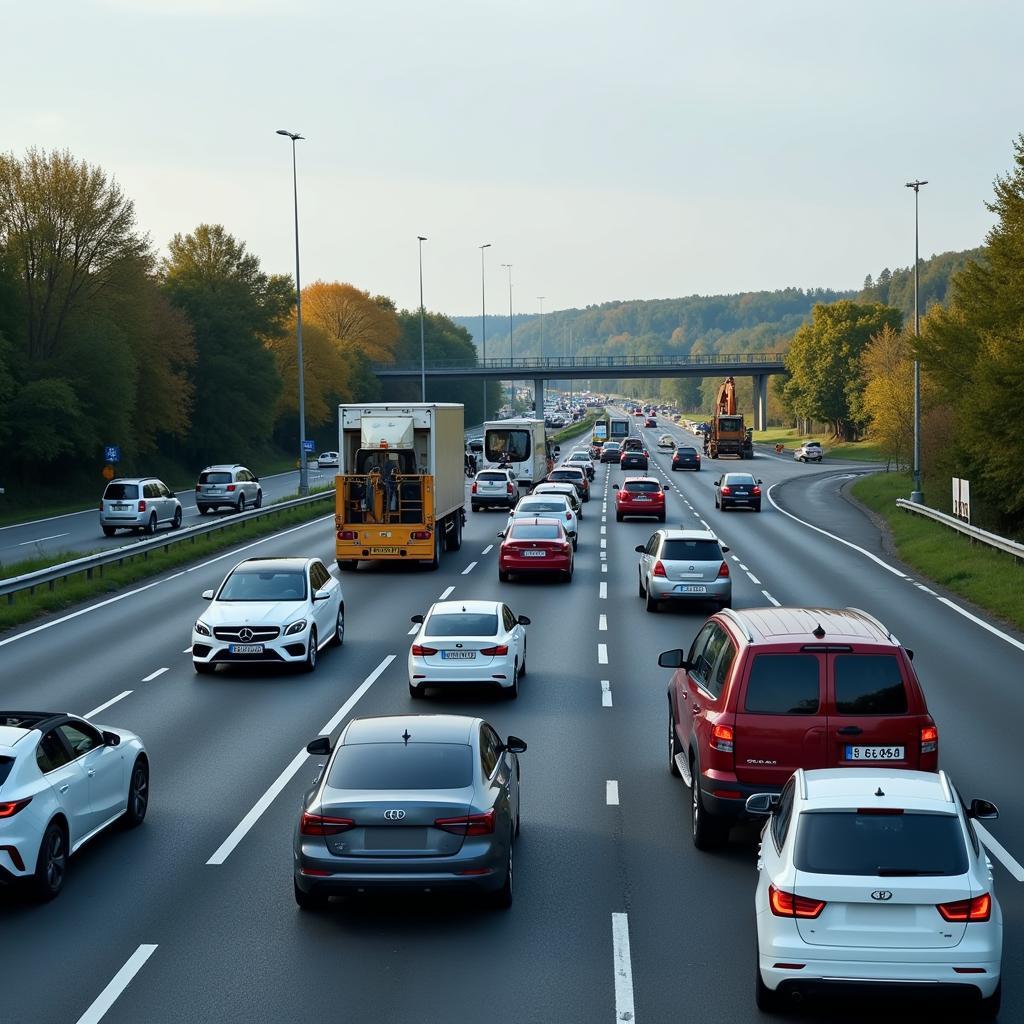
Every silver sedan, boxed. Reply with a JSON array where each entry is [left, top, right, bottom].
[[294, 714, 526, 910]]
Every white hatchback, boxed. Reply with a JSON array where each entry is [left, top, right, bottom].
[[504, 495, 578, 549], [750, 768, 1002, 1017], [408, 600, 530, 699]]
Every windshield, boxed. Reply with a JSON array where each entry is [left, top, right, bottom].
[[511, 524, 561, 539], [328, 743, 473, 790], [610, 420, 629, 438], [426, 612, 498, 636], [218, 570, 307, 602], [103, 483, 139, 500], [486, 429, 531, 463]]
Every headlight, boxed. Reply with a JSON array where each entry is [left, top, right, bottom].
[[285, 619, 308, 636], [194, 620, 211, 637]]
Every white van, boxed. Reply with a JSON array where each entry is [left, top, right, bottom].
[[483, 419, 551, 488]]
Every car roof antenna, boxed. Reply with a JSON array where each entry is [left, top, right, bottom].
[[875, 786, 885, 797], [402, 729, 411, 745], [812, 624, 826, 639]]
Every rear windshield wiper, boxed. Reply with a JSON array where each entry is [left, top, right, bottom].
[[876, 867, 947, 877]]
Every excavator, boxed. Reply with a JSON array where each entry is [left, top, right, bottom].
[[704, 377, 754, 459]]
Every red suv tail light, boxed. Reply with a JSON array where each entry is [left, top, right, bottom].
[[710, 724, 734, 752], [471, 482, 477, 493], [434, 809, 495, 836], [300, 812, 355, 836], [480, 645, 508, 656], [769, 884, 826, 919], [412, 644, 438, 657], [652, 560, 667, 577], [0, 797, 32, 818], [138, 500, 147, 512], [717, 561, 730, 578], [938, 893, 991, 923], [920, 724, 938, 755]]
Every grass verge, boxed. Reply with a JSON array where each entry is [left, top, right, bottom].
[[850, 471, 1024, 632], [753, 426, 885, 462], [0, 495, 333, 633]]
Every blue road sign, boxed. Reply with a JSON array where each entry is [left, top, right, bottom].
[[302, 440, 316, 452], [104, 445, 121, 463]]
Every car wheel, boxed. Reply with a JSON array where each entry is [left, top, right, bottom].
[[123, 757, 149, 827], [194, 660, 215, 675], [639, 574, 646, 598], [32, 821, 68, 901], [471, 504, 480, 512], [668, 705, 681, 777], [754, 954, 782, 1012], [145, 513, 158, 535], [691, 770, 728, 851], [102, 526, 116, 537], [171, 507, 182, 529], [506, 664, 519, 700], [303, 628, 318, 673], [255, 490, 263, 508], [753, 503, 761, 512], [489, 838, 514, 909], [572, 537, 578, 551], [336, 560, 357, 571], [645, 588, 659, 613], [499, 569, 510, 583], [294, 879, 329, 911], [237, 495, 246, 514], [408, 682, 425, 699], [657, 511, 665, 522], [616, 512, 623, 522], [197, 505, 209, 515], [519, 646, 526, 677], [334, 607, 345, 647], [977, 980, 1002, 1019], [565, 566, 573, 583]]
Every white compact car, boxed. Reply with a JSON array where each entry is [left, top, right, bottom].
[[794, 441, 823, 463], [505, 495, 578, 549], [471, 469, 518, 512], [750, 768, 1002, 1016], [192, 556, 344, 674], [0, 711, 148, 900], [317, 451, 340, 469], [408, 600, 530, 699], [531, 481, 583, 519]]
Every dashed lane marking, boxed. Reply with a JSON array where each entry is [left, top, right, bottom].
[[599, 614, 608, 631], [761, 590, 781, 607], [601, 564, 608, 573], [600, 538, 607, 549], [141, 668, 168, 683], [600, 582, 607, 599], [84, 691, 133, 719], [601, 679, 612, 707], [974, 823, 1024, 882], [461, 561, 477, 575], [739, 563, 749, 571], [611, 914, 636, 1024], [601, 525, 606, 534], [183, 646, 192, 654], [482, 544, 493, 555], [598, 643, 608, 664], [439, 586, 455, 600], [407, 625, 419, 635], [75, 944, 159, 1024], [606, 780, 620, 806], [747, 572, 762, 585]]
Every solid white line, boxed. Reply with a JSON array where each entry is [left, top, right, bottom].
[[84, 691, 133, 719], [18, 532, 70, 545], [407, 624, 419, 635], [481, 544, 493, 555], [207, 655, 395, 865], [598, 643, 608, 664], [461, 561, 478, 575], [599, 614, 608, 631], [747, 572, 762, 585], [606, 780, 620, 806], [761, 590, 781, 607], [599, 582, 607, 599], [974, 823, 1024, 882], [75, 944, 158, 1024], [141, 667, 168, 683], [934, 597, 1024, 654], [439, 586, 455, 600], [611, 913, 636, 1023]]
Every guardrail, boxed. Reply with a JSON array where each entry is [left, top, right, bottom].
[[895, 499, 1024, 562], [1, 491, 334, 604]]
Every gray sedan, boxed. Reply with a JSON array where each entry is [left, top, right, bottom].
[[294, 714, 525, 910]]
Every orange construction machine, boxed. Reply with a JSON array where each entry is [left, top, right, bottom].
[[705, 377, 754, 459]]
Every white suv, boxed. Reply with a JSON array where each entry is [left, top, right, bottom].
[[100, 477, 182, 536], [750, 768, 1002, 1016], [195, 465, 262, 514], [794, 441, 823, 463]]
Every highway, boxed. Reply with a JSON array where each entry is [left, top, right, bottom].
[[2, 415, 1024, 1023]]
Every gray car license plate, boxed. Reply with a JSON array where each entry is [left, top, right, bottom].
[[845, 745, 905, 760], [229, 643, 264, 655], [441, 650, 475, 659], [675, 585, 707, 593]]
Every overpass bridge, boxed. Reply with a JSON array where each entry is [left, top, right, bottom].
[[373, 352, 786, 429]]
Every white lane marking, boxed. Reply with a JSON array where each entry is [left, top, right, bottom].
[[0, 514, 335, 651], [693, 511, 700, 517], [407, 624, 419, 635], [183, 646, 192, 654], [974, 823, 1024, 882], [461, 561, 478, 575], [482, 545, 493, 555], [599, 614, 608, 631], [439, 586, 455, 600], [611, 913, 636, 1023], [600, 525, 607, 536], [141, 667, 168, 683], [84, 691, 133, 719], [601, 564, 608, 573], [18, 532, 70, 545], [739, 563, 749, 571], [935, 596, 1024, 654], [699, 519, 711, 529], [761, 590, 781, 607], [601, 679, 612, 707], [600, 551, 607, 560], [75, 944, 158, 1024], [599, 582, 607, 599], [600, 538, 607, 549], [732, 555, 740, 562], [602, 516, 607, 523], [747, 572, 762, 585], [207, 655, 395, 865], [598, 643, 608, 664], [606, 780, 620, 806], [916, 583, 936, 594]]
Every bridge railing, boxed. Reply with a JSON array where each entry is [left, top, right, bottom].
[[375, 352, 785, 372]]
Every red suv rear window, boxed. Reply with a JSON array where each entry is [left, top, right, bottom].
[[744, 654, 820, 715], [833, 655, 907, 715]]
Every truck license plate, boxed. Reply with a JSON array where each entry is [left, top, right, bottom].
[[370, 546, 399, 555]]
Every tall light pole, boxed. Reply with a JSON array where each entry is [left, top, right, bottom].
[[501, 263, 513, 409], [276, 129, 308, 496], [417, 236, 428, 402], [480, 243, 491, 422], [905, 180, 928, 503], [537, 296, 546, 409]]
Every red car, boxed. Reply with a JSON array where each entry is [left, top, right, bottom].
[[498, 517, 574, 582], [614, 476, 666, 521], [644, 417, 657, 427], [659, 606, 938, 850]]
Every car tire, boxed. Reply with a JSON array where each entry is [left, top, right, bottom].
[[506, 665, 519, 700], [303, 628, 318, 673], [719, 598, 732, 610], [408, 682, 424, 699], [754, 955, 782, 1012], [657, 511, 666, 522], [572, 537, 578, 551], [977, 980, 1002, 1019], [445, 514, 463, 552], [334, 607, 345, 647], [489, 839, 514, 909], [255, 490, 263, 508], [471, 504, 480, 512], [193, 660, 215, 675], [197, 505, 209, 515], [499, 569, 510, 583], [294, 879, 329, 911], [691, 771, 728, 851], [32, 820, 68, 902], [171, 507, 182, 529], [123, 757, 149, 828], [519, 647, 526, 677], [102, 526, 116, 537], [145, 513, 158, 535], [336, 560, 357, 572], [616, 512, 623, 522], [645, 588, 659, 613], [237, 495, 246, 514], [668, 706, 681, 777], [753, 503, 761, 512], [639, 574, 646, 598]]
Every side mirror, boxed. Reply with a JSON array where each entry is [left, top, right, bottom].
[[720, 545, 730, 553], [306, 736, 332, 756], [517, 615, 531, 626], [504, 735, 528, 754], [314, 589, 331, 602], [634, 545, 645, 553], [102, 731, 121, 747], [201, 589, 214, 600], [906, 649, 914, 661], [757, 479, 763, 485], [745, 793, 780, 816], [498, 531, 506, 539], [663, 485, 669, 491], [410, 614, 424, 624], [554, 447, 560, 455], [715, 478, 722, 486], [968, 798, 999, 820], [613, 483, 620, 490], [658, 649, 690, 669], [253, 476, 260, 483]]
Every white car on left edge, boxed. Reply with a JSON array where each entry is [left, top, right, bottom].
[[408, 600, 530, 700], [192, 556, 344, 675], [0, 711, 148, 901]]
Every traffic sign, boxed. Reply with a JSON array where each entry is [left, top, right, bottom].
[[104, 445, 121, 463], [302, 440, 316, 452]]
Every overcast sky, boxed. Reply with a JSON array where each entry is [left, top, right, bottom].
[[4, 0, 1022, 317]]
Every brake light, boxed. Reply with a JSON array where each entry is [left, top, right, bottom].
[[194, 485, 200, 492], [299, 811, 355, 836], [562, 543, 571, 554], [0, 797, 32, 818], [507, 483, 514, 495], [338, 530, 357, 541], [937, 893, 992, 923], [434, 809, 495, 836], [717, 561, 730, 578], [720, 485, 732, 495], [652, 560, 667, 577], [565, 512, 571, 521], [226, 484, 236, 492], [480, 645, 508, 656], [471, 482, 477, 493], [752, 486, 761, 496], [412, 644, 438, 656], [411, 530, 432, 540], [768, 884, 826, 919], [138, 500, 147, 512], [920, 724, 938, 755], [711, 724, 734, 752]]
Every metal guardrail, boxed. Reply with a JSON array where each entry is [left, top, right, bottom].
[[895, 499, 1024, 561], [377, 352, 785, 373], [1, 491, 334, 604]]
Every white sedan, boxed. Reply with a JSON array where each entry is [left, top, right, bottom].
[[192, 556, 344, 674], [750, 768, 1002, 1015], [504, 495, 578, 549], [408, 599, 530, 699], [0, 711, 148, 900]]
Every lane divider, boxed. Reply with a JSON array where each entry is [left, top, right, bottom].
[[598, 643, 608, 665], [599, 582, 607, 599], [601, 679, 612, 707], [84, 691, 133, 719], [74, 944, 158, 1024], [481, 544, 493, 555], [761, 590, 781, 607], [439, 586, 455, 600], [599, 614, 608, 631], [606, 780, 620, 806], [611, 914, 636, 1024], [461, 561, 477, 575], [141, 668, 168, 683]]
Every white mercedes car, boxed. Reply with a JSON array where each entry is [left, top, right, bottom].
[[750, 768, 1002, 1016], [408, 600, 530, 699], [192, 556, 344, 674], [0, 711, 148, 900]]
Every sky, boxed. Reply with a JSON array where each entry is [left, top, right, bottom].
[[4, 0, 1022, 318]]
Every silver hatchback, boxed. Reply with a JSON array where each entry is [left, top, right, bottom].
[[195, 465, 263, 514], [99, 478, 182, 536], [635, 529, 732, 612], [472, 469, 517, 511]]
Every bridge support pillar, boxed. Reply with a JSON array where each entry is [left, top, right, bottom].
[[533, 378, 545, 418], [753, 375, 768, 432]]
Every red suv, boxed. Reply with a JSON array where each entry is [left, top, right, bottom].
[[659, 607, 938, 850], [614, 477, 666, 521]]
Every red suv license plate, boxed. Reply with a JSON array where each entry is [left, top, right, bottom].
[[845, 745, 904, 760]]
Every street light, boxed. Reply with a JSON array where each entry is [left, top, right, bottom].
[[276, 128, 308, 496], [417, 236, 428, 402], [480, 243, 491, 422], [501, 263, 513, 409], [905, 179, 928, 503], [537, 296, 546, 360]]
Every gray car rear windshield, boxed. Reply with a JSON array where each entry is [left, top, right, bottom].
[[427, 612, 498, 636], [328, 743, 473, 790], [661, 539, 721, 560], [511, 524, 561, 539], [218, 570, 307, 601], [103, 483, 139, 500], [795, 811, 968, 876], [199, 471, 232, 484]]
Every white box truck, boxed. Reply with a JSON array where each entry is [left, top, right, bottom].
[[482, 418, 552, 488]]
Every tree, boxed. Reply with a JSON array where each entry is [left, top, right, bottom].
[[266, 317, 350, 432], [302, 281, 400, 362], [860, 325, 914, 469]]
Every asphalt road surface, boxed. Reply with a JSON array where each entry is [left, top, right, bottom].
[[2, 416, 1023, 1024]]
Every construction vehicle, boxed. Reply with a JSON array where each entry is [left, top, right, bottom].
[[334, 403, 466, 570], [704, 377, 754, 459]]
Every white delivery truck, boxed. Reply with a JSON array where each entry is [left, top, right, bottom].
[[483, 418, 552, 488]]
